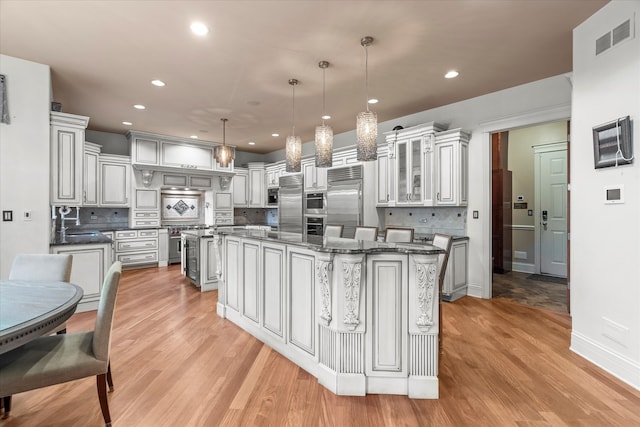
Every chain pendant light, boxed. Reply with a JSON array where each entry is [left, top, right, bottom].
[[315, 61, 333, 168], [356, 36, 377, 161], [285, 78, 302, 173], [215, 118, 234, 167]]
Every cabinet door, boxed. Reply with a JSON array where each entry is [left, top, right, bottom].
[[189, 175, 212, 189], [376, 151, 390, 205], [436, 142, 456, 205], [163, 174, 188, 187], [215, 192, 232, 210], [132, 137, 159, 165], [83, 149, 99, 206], [460, 142, 469, 205], [135, 189, 159, 210], [161, 141, 214, 170], [302, 161, 316, 191], [51, 124, 84, 205], [248, 168, 265, 207], [395, 138, 423, 205], [233, 170, 248, 206], [100, 161, 130, 206]]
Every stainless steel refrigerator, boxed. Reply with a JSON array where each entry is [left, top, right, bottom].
[[278, 174, 304, 234], [326, 165, 363, 239]]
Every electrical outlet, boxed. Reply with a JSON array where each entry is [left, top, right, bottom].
[[473, 211, 479, 219], [419, 218, 427, 223], [24, 211, 33, 221]]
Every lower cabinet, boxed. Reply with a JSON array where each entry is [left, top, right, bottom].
[[113, 229, 159, 267], [442, 240, 468, 302], [50, 243, 111, 312]]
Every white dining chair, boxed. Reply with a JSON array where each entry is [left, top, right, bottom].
[[0, 261, 122, 426], [324, 224, 344, 238], [384, 227, 414, 243], [9, 254, 73, 334], [431, 233, 453, 357], [354, 226, 378, 241]]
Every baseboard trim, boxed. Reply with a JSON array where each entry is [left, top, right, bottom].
[[512, 262, 535, 274], [466, 283, 483, 298], [571, 331, 640, 391]]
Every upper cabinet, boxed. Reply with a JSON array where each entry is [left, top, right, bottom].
[[128, 130, 234, 173], [99, 154, 131, 207], [50, 112, 90, 205], [302, 159, 327, 192], [434, 129, 470, 206], [83, 142, 101, 206], [378, 123, 468, 207], [234, 163, 266, 207], [265, 162, 284, 188]]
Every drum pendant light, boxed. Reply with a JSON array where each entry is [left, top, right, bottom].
[[285, 78, 302, 173], [356, 36, 377, 161], [315, 61, 333, 168]]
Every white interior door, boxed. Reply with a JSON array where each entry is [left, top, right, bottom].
[[537, 148, 567, 277]]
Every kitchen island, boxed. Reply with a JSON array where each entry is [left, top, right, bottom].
[[201, 228, 445, 398]]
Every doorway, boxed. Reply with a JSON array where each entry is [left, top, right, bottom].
[[490, 120, 569, 313]]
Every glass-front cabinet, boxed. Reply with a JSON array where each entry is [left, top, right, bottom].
[[396, 136, 424, 205]]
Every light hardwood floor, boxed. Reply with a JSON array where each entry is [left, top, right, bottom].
[[2, 265, 639, 426]]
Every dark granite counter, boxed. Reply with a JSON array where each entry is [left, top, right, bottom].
[[182, 228, 444, 255], [50, 231, 112, 246]]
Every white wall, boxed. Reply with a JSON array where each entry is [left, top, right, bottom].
[[0, 55, 51, 277], [570, 1, 640, 390]]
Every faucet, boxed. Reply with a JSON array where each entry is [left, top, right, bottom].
[[58, 206, 80, 242]]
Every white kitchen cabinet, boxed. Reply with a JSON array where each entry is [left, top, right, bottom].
[[376, 145, 395, 206], [130, 135, 160, 166], [434, 129, 470, 206], [233, 163, 265, 207], [248, 163, 266, 207], [99, 154, 131, 207], [215, 192, 233, 225], [265, 163, 284, 188], [442, 240, 468, 302], [83, 142, 101, 206], [302, 159, 327, 192], [114, 229, 159, 266], [158, 228, 169, 267], [189, 175, 212, 189], [330, 148, 359, 169], [233, 168, 249, 206], [50, 112, 89, 206], [51, 242, 110, 312], [160, 141, 214, 171]]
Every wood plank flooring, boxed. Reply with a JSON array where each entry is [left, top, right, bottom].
[[2, 265, 639, 426]]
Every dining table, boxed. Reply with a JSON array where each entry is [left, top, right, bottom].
[[0, 280, 83, 355]]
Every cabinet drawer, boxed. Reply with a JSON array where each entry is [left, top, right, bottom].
[[115, 230, 137, 239], [133, 219, 160, 227], [215, 217, 233, 225], [117, 239, 158, 252], [135, 211, 159, 218], [138, 229, 158, 238], [117, 251, 158, 265]]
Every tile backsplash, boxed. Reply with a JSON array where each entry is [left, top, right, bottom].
[[64, 207, 130, 231], [378, 207, 466, 236], [233, 208, 278, 226]]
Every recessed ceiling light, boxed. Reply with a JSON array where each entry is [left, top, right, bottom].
[[272, 133, 279, 137], [151, 79, 166, 87], [367, 98, 379, 104], [190, 22, 209, 36], [322, 115, 331, 120], [122, 121, 132, 126], [133, 104, 145, 110], [190, 135, 198, 139], [248, 141, 256, 145], [445, 70, 459, 79]]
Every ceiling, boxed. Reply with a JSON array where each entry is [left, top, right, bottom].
[[0, 0, 608, 154]]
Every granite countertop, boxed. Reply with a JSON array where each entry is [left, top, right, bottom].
[[50, 231, 113, 246], [182, 228, 444, 256]]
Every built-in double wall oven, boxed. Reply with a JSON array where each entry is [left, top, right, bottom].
[[304, 191, 326, 236]]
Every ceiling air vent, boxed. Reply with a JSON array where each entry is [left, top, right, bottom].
[[596, 17, 635, 56], [612, 19, 631, 46]]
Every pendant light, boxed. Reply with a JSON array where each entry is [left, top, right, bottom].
[[315, 61, 333, 168], [215, 118, 234, 168], [356, 36, 377, 161], [285, 78, 302, 173]]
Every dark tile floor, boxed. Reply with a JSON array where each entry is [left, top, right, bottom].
[[492, 271, 568, 313]]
